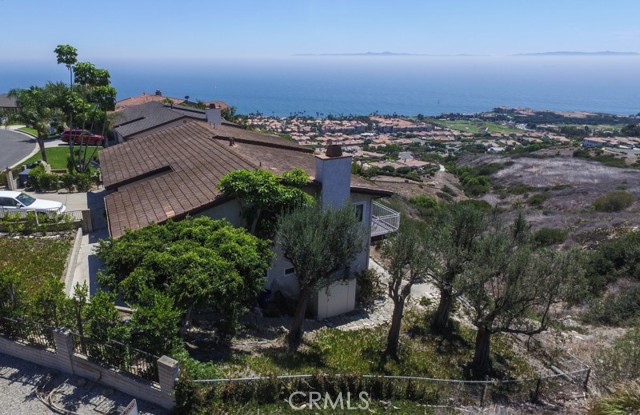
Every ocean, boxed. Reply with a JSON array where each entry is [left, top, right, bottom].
[[2, 56, 639, 117]]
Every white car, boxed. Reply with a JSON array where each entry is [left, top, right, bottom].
[[0, 191, 66, 214]]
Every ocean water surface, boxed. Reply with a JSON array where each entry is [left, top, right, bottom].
[[1, 56, 639, 116]]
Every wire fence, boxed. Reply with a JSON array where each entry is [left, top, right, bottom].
[[191, 367, 591, 407], [70, 332, 159, 383], [0, 316, 56, 350]]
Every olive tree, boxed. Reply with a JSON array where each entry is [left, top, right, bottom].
[[277, 203, 364, 351], [460, 215, 583, 379], [381, 221, 434, 359], [430, 203, 488, 333]]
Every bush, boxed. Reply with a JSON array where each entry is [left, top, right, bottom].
[[584, 285, 640, 326], [61, 173, 76, 192], [408, 195, 440, 218], [532, 227, 568, 247], [587, 231, 640, 294], [527, 192, 551, 206], [356, 268, 383, 308], [593, 191, 635, 212], [28, 165, 60, 192], [595, 326, 640, 386], [74, 174, 92, 192], [590, 382, 640, 415]]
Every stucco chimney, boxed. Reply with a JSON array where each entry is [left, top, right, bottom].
[[315, 144, 352, 209], [206, 108, 222, 127]]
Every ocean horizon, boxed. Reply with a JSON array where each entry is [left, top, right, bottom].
[[1, 56, 639, 117]]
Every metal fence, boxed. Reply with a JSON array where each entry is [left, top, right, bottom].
[[192, 368, 591, 407], [70, 332, 159, 382], [0, 316, 56, 350]]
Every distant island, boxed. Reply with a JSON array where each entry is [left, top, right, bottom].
[[294, 51, 485, 57], [516, 51, 639, 56]]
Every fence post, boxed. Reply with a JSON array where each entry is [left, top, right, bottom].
[[532, 378, 541, 403], [53, 328, 75, 375], [480, 383, 487, 407], [583, 367, 591, 390], [158, 355, 180, 394]]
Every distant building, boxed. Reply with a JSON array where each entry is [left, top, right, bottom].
[[0, 94, 17, 113]]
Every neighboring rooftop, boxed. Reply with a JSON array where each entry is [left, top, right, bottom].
[[115, 91, 229, 112], [112, 101, 236, 140], [101, 121, 388, 237], [0, 93, 17, 109]]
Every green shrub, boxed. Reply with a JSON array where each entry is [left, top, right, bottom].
[[532, 227, 568, 247], [75, 174, 92, 192], [593, 191, 635, 212], [408, 195, 440, 218], [590, 382, 640, 415], [356, 268, 383, 308], [584, 285, 640, 326], [587, 231, 640, 294], [527, 192, 551, 206], [61, 173, 76, 192], [595, 326, 640, 387]]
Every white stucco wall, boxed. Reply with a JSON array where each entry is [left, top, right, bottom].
[[197, 189, 376, 319]]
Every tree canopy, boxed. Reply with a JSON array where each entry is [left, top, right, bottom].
[[219, 168, 314, 238], [97, 217, 273, 333]]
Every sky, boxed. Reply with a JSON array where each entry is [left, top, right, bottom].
[[1, 0, 639, 62]]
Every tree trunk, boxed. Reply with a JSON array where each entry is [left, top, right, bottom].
[[287, 288, 310, 351], [179, 307, 193, 338], [471, 325, 492, 379], [431, 287, 453, 333], [38, 137, 48, 164], [385, 298, 405, 359]]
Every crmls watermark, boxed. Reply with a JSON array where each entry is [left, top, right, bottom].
[[288, 391, 370, 411]]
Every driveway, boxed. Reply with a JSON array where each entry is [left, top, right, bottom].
[[0, 128, 35, 169]]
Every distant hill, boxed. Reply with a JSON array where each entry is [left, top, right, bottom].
[[294, 51, 485, 57], [516, 51, 639, 56]]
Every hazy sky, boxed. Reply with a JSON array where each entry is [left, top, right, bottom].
[[2, 0, 639, 61]]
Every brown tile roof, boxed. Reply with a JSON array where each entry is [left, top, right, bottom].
[[101, 121, 389, 238], [115, 93, 186, 111]]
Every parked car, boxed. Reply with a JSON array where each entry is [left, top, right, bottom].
[[0, 191, 66, 214], [60, 129, 105, 145]]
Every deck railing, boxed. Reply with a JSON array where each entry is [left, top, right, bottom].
[[371, 201, 400, 238]]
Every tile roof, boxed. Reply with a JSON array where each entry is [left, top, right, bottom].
[[115, 93, 185, 111], [0, 94, 17, 108], [112, 102, 238, 139], [101, 121, 389, 237]]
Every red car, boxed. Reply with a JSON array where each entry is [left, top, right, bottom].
[[60, 129, 105, 145]]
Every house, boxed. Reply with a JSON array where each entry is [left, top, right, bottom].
[[99, 121, 400, 318], [115, 91, 230, 112], [0, 94, 17, 113], [111, 101, 238, 143]]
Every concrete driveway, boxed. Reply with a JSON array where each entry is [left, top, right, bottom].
[[0, 128, 35, 169]]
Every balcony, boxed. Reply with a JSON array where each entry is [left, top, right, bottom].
[[371, 201, 400, 238]]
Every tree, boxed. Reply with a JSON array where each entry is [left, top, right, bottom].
[[97, 217, 273, 336], [430, 203, 488, 333], [219, 168, 314, 238], [9, 86, 61, 163], [129, 288, 182, 357], [277, 203, 364, 351], [460, 215, 583, 379], [54, 44, 78, 87], [381, 222, 433, 359]]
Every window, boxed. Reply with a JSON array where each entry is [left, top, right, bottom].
[[16, 193, 35, 206], [354, 204, 364, 222]]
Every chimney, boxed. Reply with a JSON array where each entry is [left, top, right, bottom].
[[315, 143, 352, 209], [205, 108, 222, 127]]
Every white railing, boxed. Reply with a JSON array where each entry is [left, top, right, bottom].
[[371, 201, 400, 238], [0, 207, 83, 224]]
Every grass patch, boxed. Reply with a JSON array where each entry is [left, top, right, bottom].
[[23, 146, 102, 171], [429, 119, 522, 135], [0, 235, 73, 296], [210, 313, 532, 381], [527, 192, 551, 206], [16, 127, 58, 139]]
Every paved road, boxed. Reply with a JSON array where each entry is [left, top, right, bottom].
[[0, 129, 34, 169], [0, 353, 168, 414]]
